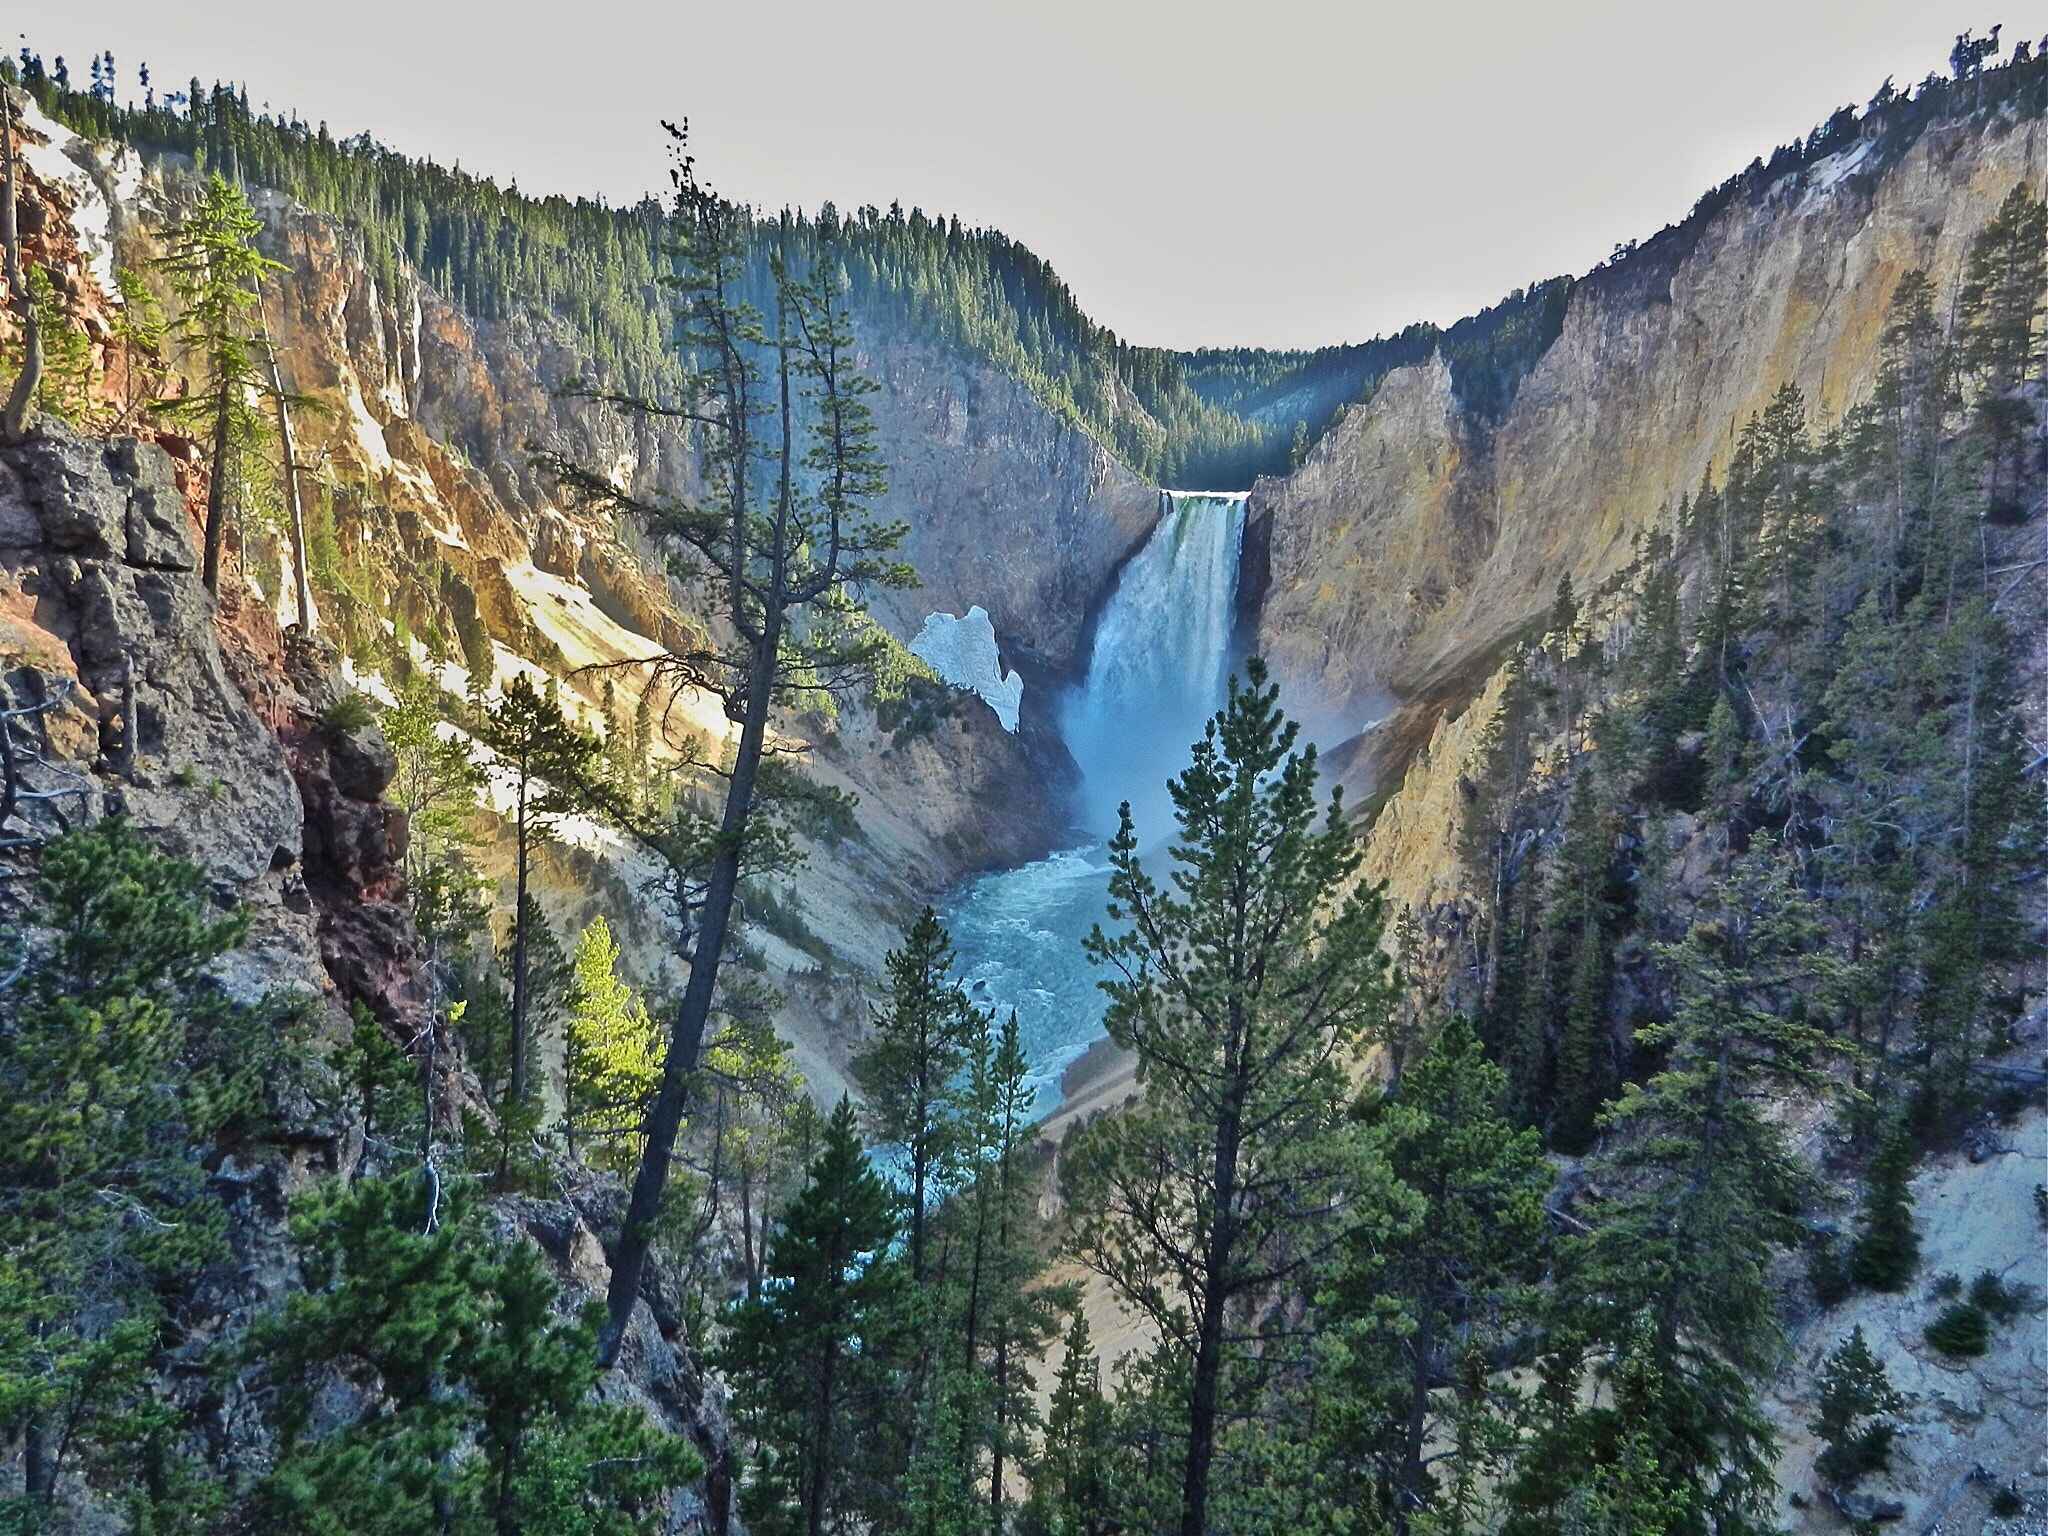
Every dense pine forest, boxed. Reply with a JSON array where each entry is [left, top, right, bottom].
[[3, 27, 2048, 1536], [19, 56, 1343, 488]]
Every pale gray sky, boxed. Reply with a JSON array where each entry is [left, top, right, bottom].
[[31, 2, 2048, 348]]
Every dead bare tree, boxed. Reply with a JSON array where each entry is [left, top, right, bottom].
[[2, 80, 44, 442]]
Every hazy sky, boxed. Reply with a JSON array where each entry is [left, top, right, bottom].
[[26, 2, 2048, 349]]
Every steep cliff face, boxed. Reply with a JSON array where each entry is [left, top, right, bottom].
[[859, 337, 1159, 678], [1253, 109, 2048, 751]]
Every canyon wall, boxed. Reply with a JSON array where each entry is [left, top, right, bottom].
[[1253, 108, 2048, 768]]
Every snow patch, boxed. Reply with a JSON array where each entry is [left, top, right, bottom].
[[1805, 138, 1874, 197], [909, 606, 1023, 732], [15, 95, 119, 297]]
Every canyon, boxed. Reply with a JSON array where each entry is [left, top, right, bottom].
[[5, 53, 2048, 1533]]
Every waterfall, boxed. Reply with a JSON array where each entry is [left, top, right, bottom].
[[1065, 491, 1248, 841], [945, 490, 1247, 1114]]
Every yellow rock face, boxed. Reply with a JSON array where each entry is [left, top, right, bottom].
[[1251, 113, 2048, 910], [1255, 114, 2048, 739]]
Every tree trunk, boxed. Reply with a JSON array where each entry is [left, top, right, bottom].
[[599, 627, 779, 1365], [805, 1338, 839, 1536], [23, 1413, 54, 1500], [1180, 1111, 1242, 1536], [1394, 1262, 1443, 1536], [509, 782, 531, 1110], [201, 381, 232, 593], [2, 83, 42, 443], [257, 281, 314, 630]]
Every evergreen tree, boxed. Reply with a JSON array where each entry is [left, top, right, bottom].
[[1956, 185, 2047, 518], [540, 145, 915, 1360], [1025, 1315, 1116, 1536], [1847, 1114, 1920, 1292], [563, 917, 661, 1174], [720, 1099, 908, 1536], [250, 1173, 697, 1535], [1536, 768, 1620, 1152], [1508, 848, 1841, 1535], [473, 674, 601, 1136], [1063, 658, 1402, 1536], [0, 820, 298, 1529], [1328, 1014, 1550, 1533], [1, 79, 44, 442], [851, 907, 981, 1283], [383, 678, 489, 956], [152, 173, 287, 593], [1808, 1326, 1902, 1490]]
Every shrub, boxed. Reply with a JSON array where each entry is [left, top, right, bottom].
[[1924, 1301, 1990, 1357], [323, 689, 375, 733], [1968, 1269, 2041, 1324]]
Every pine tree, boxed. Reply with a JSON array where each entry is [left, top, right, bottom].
[[250, 1173, 697, 1535], [1847, 1114, 1920, 1292], [563, 917, 661, 1174], [851, 907, 981, 1283], [0, 820, 295, 1527], [1329, 1014, 1550, 1533], [1956, 185, 2047, 518], [720, 1099, 909, 1536], [1540, 767, 1620, 1153], [383, 677, 489, 956], [1, 79, 44, 442], [1026, 1315, 1116, 1536], [152, 173, 287, 592], [1063, 658, 1402, 1536], [1510, 848, 1842, 1534], [474, 674, 601, 1136], [539, 147, 915, 1360], [1809, 1326, 1903, 1490]]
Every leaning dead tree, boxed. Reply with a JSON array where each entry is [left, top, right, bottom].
[[538, 125, 911, 1366], [2, 79, 44, 442]]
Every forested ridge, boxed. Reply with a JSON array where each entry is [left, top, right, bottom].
[[3, 27, 2048, 1536]]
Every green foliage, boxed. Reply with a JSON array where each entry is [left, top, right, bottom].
[[15, 264, 93, 421], [248, 1173, 698, 1534], [1325, 1013, 1551, 1529], [1809, 1326, 1902, 1488], [151, 172, 287, 589], [1063, 657, 1403, 1536], [0, 819, 299, 1529], [1024, 1314, 1118, 1536], [1847, 1116, 1920, 1292], [562, 917, 660, 1174], [718, 1099, 908, 1536], [1508, 849, 1840, 1534], [1956, 185, 2047, 517], [1967, 1267, 2041, 1324], [474, 673, 602, 1127], [323, 689, 375, 733], [851, 907, 982, 1280], [1923, 1300, 1990, 1357], [382, 677, 491, 954]]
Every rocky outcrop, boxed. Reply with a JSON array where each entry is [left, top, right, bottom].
[[0, 423, 331, 1007]]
